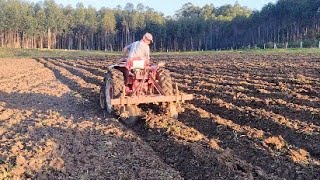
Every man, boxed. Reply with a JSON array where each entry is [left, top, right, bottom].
[[119, 33, 153, 85], [122, 32, 153, 64]]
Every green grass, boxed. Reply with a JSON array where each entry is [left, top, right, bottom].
[[237, 48, 320, 54], [154, 48, 320, 57], [0, 48, 121, 59], [155, 48, 320, 55], [1, 47, 320, 59]]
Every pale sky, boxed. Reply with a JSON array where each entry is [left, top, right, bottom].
[[28, 0, 278, 16]]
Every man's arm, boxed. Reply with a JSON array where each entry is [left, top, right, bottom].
[[145, 46, 150, 65], [123, 44, 131, 55], [145, 46, 150, 60], [118, 44, 131, 63]]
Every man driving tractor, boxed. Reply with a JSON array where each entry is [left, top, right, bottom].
[[119, 33, 153, 85], [122, 32, 153, 64]]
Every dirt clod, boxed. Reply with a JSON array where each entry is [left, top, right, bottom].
[[264, 136, 286, 150], [290, 149, 310, 163]]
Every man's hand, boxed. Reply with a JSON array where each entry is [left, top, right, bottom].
[[123, 45, 130, 54], [117, 58, 127, 64]]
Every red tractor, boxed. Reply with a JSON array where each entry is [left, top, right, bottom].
[[99, 57, 193, 125]]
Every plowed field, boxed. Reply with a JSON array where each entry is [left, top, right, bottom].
[[0, 53, 319, 179]]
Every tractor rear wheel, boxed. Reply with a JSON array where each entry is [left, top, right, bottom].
[[99, 85, 106, 109], [100, 69, 123, 114], [157, 69, 178, 118], [100, 69, 141, 125]]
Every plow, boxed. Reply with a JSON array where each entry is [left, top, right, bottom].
[[99, 57, 193, 125]]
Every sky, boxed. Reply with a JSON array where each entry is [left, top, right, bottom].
[[29, 0, 278, 16]]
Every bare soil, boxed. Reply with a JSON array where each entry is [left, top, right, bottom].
[[0, 53, 319, 179]]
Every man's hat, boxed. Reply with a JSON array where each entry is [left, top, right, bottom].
[[144, 33, 153, 42]]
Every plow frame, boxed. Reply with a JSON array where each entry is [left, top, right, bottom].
[[111, 91, 193, 106]]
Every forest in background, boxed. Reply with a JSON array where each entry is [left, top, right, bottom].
[[0, 0, 320, 51]]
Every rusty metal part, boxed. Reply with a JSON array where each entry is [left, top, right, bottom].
[[149, 75, 165, 95], [168, 102, 178, 118]]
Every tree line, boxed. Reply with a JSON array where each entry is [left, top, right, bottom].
[[0, 0, 320, 51]]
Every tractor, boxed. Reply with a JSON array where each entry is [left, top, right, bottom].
[[99, 57, 193, 125]]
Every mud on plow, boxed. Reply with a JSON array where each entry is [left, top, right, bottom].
[[99, 57, 193, 125]]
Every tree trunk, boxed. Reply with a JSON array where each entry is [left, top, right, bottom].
[[0, 31, 3, 47], [190, 36, 193, 51], [47, 28, 51, 49]]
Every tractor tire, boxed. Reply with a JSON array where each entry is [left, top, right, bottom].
[[157, 69, 178, 118], [99, 85, 106, 109], [100, 69, 141, 126], [157, 69, 174, 95], [100, 69, 124, 114]]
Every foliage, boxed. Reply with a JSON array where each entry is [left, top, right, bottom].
[[0, 0, 319, 51]]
